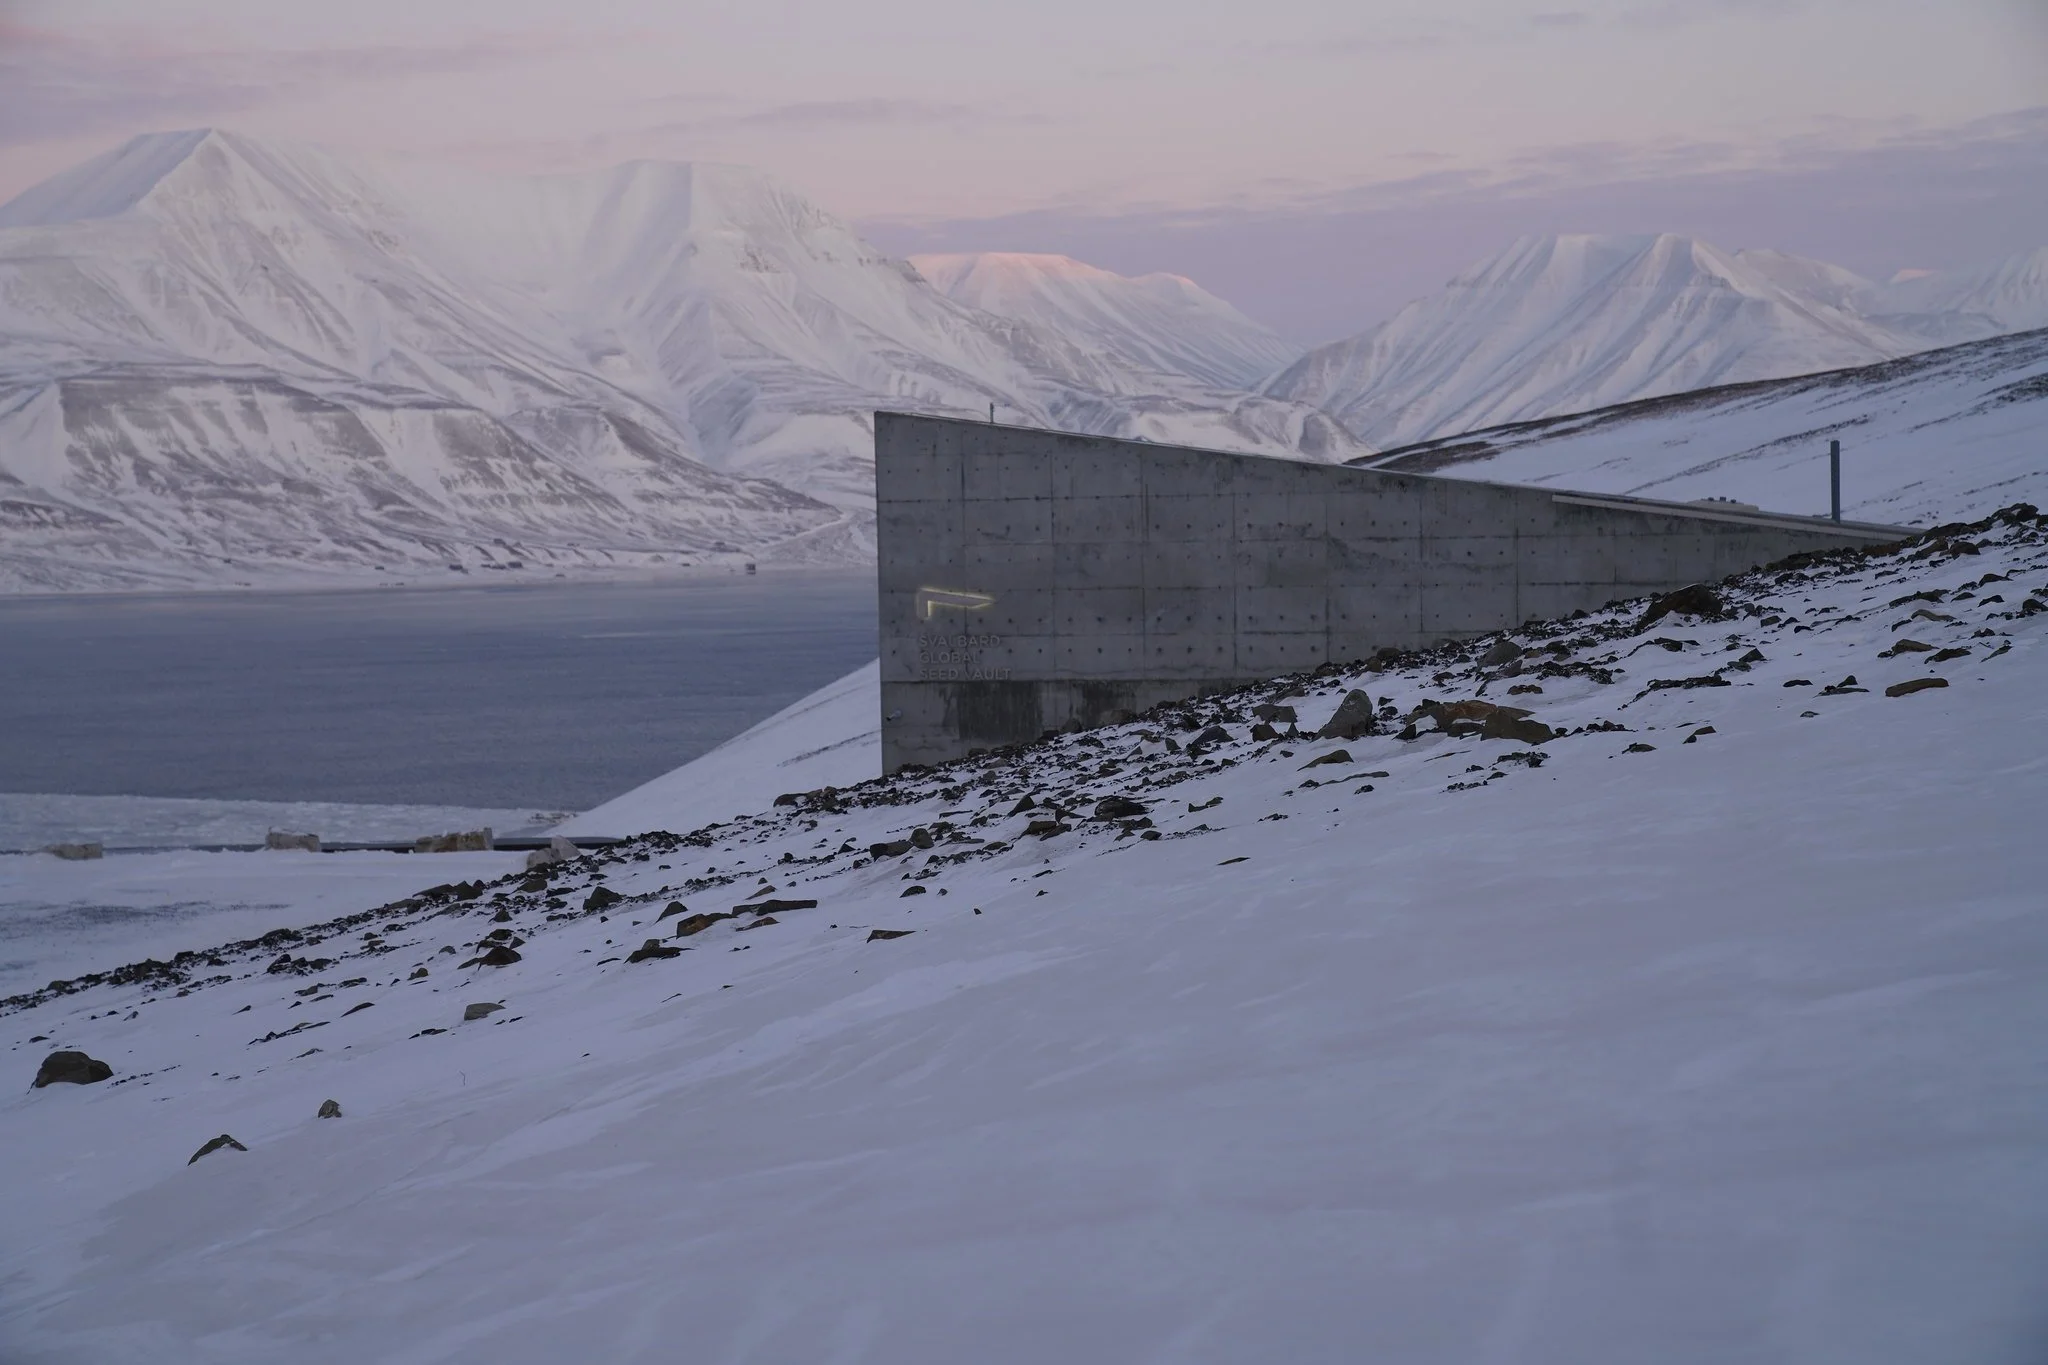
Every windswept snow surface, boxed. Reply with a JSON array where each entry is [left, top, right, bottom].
[[3, 507, 2046, 1363], [558, 659, 880, 837], [1265, 233, 2047, 450], [912, 252, 1303, 390], [1355, 327, 2048, 527], [0, 132, 1361, 591]]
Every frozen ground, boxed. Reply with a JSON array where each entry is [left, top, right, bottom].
[[0, 793, 552, 853], [1, 507, 2044, 1363]]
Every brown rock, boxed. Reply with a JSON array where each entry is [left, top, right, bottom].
[[463, 1002, 505, 1021], [1319, 690, 1379, 740], [1481, 711, 1555, 745], [626, 938, 682, 963], [671, 912, 730, 938], [1885, 677, 1949, 697]]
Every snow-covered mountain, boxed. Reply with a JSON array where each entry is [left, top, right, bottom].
[[1263, 234, 1933, 449], [0, 131, 1364, 591], [1874, 246, 2048, 342], [910, 252, 1302, 391], [1350, 326, 2048, 527]]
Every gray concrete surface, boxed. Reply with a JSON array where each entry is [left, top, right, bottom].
[[876, 413, 1908, 771]]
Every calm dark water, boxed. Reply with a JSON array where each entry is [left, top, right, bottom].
[[0, 575, 877, 811]]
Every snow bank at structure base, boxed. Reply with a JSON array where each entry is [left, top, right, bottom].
[[558, 659, 880, 837], [2, 509, 2045, 1364]]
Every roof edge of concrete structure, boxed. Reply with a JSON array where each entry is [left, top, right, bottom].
[[872, 411, 1916, 540]]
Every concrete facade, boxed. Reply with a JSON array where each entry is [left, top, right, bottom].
[[876, 412, 1907, 771]]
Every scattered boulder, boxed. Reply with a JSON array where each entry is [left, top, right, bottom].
[[901, 885, 928, 897], [909, 827, 936, 850], [415, 828, 493, 853], [1008, 795, 1037, 815], [463, 1002, 505, 1021], [463, 945, 523, 968], [1886, 677, 1949, 698], [33, 1050, 112, 1088], [1093, 795, 1148, 820], [1022, 819, 1070, 839], [1624, 742, 1657, 753], [868, 839, 915, 859], [1299, 749, 1352, 769], [265, 830, 321, 852], [317, 1099, 343, 1119], [524, 837, 580, 870], [657, 902, 692, 921], [584, 886, 625, 912], [866, 929, 914, 942], [1481, 711, 1555, 745], [188, 1134, 248, 1164], [1187, 724, 1233, 754], [1249, 722, 1282, 742], [45, 842, 103, 861], [671, 912, 732, 938], [734, 898, 817, 915], [1479, 639, 1525, 667], [1251, 702, 1296, 724], [1637, 583, 1728, 629], [1881, 639, 1935, 656], [1319, 690, 1379, 739], [409, 967, 429, 980], [626, 938, 682, 963]]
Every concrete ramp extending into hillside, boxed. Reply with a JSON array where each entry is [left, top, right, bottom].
[[875, 412, 1906, 770]]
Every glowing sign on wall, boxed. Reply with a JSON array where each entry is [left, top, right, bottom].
[[916, 586, 996, 619]]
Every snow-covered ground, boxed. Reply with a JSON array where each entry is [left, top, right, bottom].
[[3, 505, 2044, 1363], [1358, 327, 2048, 527], [0, 793, 554, 854], [558, 659, 879, 838]]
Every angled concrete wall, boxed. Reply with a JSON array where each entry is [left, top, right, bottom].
[[876, 412, 1906, 771]]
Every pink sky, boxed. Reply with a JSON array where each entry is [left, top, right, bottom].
[[2, 0, 2044, 341]]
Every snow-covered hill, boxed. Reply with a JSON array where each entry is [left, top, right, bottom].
[[1263, 234, 1933, 449], [0, 132, 1363, 590], [3, 504, 2044, 1361], [1352, 327, 2048, 527], [1876, 246, 2048, 341], [911, 251, 1302, 391]]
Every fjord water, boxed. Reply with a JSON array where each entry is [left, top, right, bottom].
[[0, 574, 877, 823]]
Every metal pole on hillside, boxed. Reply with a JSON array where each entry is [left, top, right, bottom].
[[1829, 439, 1841, 522]]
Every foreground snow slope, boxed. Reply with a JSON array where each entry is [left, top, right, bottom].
[[3, 508, 2045, 1363], [557, 659, 880, 837], [1353, 327, 2048, 527]]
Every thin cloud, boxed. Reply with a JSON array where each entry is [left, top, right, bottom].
[[0, 22, 574, 148]]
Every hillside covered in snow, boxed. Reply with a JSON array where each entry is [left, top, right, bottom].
[[0, 131, 1361, 592], [4, 503, 2044, 1362], [1266, 233, 2048, 450], [1352, 327, 2048, 527]]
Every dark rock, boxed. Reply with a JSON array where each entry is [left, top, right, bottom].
[[657, 902, 691, 921], [910, 827, 935, 850], [733, 898, 817, 915], [584, 886, 625, 912], [1682, 726, 1717, 743], [1319, 690, 1379, 740], [1251, 702, 1296, 723], [409, 967, 429, 980], [342, 1001, 374, 1016], [1093, 795, 1148, 820], [1882, 638, 1935, 656], [1624, 742, 1657, 753], [868, 839, 914, 859], [317, 1099, 342, 1118], [1930, 647, 1971, 662], [866, 929, 914, 942], [463, 1002, 504, 1021], [626, 938, 683, 963], [491, 907, 512, 922], [1187, 724, 1233, 754], [671, 912, 731, 938], [1022, 819, 1070, 839], [1885, 677, 1949, 697], [1482, 711, 1555, 745], [466, 945, 523, 968], [1300, 749, 1352, 769], [33, 1050, 112, 1088], [1479, 639, 1524, 667], [188, 1134, 248, 1164], [901, 885, 928, 897], [1820, 676, 1868, 695], [1638, 583, 1727, 629], [737, 915, 778, 930], [1781, 679, 1812, 687], [1008, 795, 1036, 815], [1249, 722, 1281, 742]]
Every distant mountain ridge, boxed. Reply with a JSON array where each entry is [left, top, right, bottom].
[[0, 130, 1363, 591], [1265, 233, 2048, 450]]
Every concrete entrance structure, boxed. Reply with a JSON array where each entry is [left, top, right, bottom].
[[876, 412, 1906, 771]]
